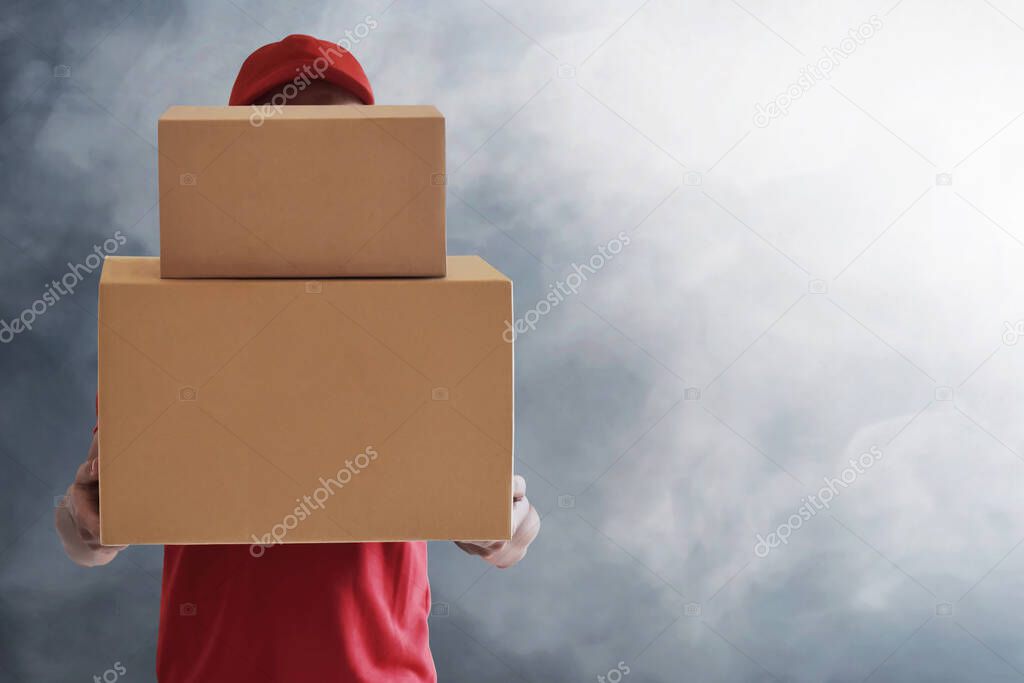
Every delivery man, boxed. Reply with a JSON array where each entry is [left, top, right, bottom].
[[53, 34, 541, 682]]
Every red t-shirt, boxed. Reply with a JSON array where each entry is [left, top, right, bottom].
[[156, 542, 436, 682]]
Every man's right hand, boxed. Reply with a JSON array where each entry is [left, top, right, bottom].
[[54, 433, 126, 567]]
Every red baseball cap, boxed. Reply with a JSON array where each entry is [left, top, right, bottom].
[[229, 34, 374, 106]]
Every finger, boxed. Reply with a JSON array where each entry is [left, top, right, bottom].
[[94, 545, 126, 558], [79, 532, 127, 554], [455, 539, 503, 552], [73, 459, 97, 486], [55, 504, 101, 553], [69, 486, 101, 539], [494, 507, 540, 567], [55, 503, 80, 547], [87, 434, 99, 479], [492, 545, 527, 569], [455, 541, 493, 557], [74, 438, 100, 485], [490, 532, 530, 568], [86, 433, 99, 463], [512, 475, 526, 501], [514, 505, 541, 547], [456, 540, 506, 561], [511, 496, 531, 533]]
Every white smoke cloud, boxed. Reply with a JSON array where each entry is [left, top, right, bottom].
[[4, 1, 1024, 681]]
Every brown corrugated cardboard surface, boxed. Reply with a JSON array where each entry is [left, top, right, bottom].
[[98, 256, 512, 545], [158, 105, 446, 278]]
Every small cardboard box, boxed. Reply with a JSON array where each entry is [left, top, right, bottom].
[[158, 105, 446, 278], [97, 256, 512, 545]]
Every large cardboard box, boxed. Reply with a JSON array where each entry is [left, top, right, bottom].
[[158, 105, 446, 278], [97, 256, 512, 545]]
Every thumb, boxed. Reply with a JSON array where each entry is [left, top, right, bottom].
[[511, 496, 531, 533], [75, 434, 99, 484]]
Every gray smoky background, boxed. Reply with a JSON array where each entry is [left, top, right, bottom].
[[4, 1, 1024, 681]]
